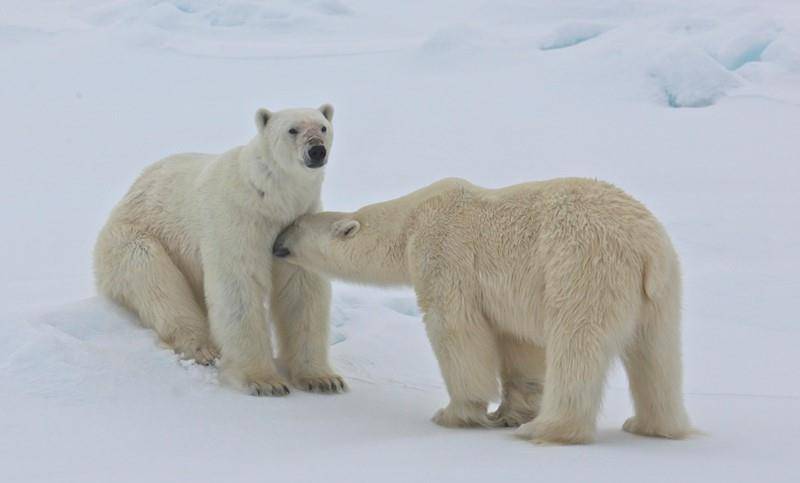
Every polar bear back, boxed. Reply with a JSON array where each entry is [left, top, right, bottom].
[[407, 178, 676, 340], [111, 152, 218, 227], [100, 151, 230, 296]]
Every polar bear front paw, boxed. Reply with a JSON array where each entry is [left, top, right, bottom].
[[192, 344, 220, 366], [432, 401, 491, 428], [293, 374, 347, 394], [248, 377, 291, 397], [173, 338, 220, 366]]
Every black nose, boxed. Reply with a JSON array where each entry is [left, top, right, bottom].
[[308, 145, 326, 163], [273, 234, 290, 257]]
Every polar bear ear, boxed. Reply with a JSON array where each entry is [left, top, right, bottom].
[[332, 219, 360, 239], [318, 103, 334, 122], [255, 108, 272, 133]]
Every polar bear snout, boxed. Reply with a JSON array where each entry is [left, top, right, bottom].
[[273, 232, 291, 258], [305, 144, 327, 168], [273, 244, 290, 258]]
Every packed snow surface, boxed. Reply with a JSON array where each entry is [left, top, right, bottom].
[[1, 1, 799, 482]]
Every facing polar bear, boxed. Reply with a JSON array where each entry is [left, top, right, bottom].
[[94, 105, 346, 396], [273, 177, 691, 443]]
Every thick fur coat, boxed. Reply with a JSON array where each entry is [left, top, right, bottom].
[[95, 105, 345, 395], [273, 177, 691, 443]]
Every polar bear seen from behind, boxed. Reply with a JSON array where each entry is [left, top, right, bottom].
[[95, 105, 345, 396], [273, 177, 691, 443]]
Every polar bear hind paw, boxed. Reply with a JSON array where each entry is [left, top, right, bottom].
[[515, 417, 595, 445], [622, 417, 691, 439], [488, 405, 536, 428]]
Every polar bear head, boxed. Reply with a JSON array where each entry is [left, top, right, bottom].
[[254, 104, 334, 171], [273, 211, 358, 261], [272, 180, 469, 285], [272, 208, 411, 286]]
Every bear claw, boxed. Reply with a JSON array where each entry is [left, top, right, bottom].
[[249, 380, 291, 397], [175, 341, 219, 366], [295, 375, 347, 394], [487, 406, 537, 428]]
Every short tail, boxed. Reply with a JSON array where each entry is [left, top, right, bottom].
[[643, 237, 680, 302]]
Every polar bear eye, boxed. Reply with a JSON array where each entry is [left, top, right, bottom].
[[321, 126, 327, 133], [288, 128, 298, 135]]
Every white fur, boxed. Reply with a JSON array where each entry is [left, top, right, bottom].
[[94, 105, 346, 396], [275, 177, 691, 443]]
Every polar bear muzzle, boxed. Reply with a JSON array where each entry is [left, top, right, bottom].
[[273, 229, 292, 258], [305, 144, 327, 168]]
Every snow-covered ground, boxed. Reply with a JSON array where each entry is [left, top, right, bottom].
[[2, 1, 799, 481]]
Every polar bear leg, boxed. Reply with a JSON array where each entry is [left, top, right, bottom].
[[95, 225, 218, 365], [516, 322, 616, 444], [622, 291, 691, 439], [204, 267, 289, 397], [271, 262, 345, 393], [516, 284, 632, 445], [425, 308, 500, 428], [488, 334, 545, 428]]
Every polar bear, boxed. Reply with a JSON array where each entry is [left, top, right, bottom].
[[94, 105, 345, 396], [273, 177, 691, 443]]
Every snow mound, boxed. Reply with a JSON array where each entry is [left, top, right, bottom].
[[77, 0, 375, 57], [0, 286, 433, 407], [418, 25, 490, 60], [0, 294, 354, 401], [713, 32, 776, 71], [0, 298, 220, 402], [761, 34, 800, 72], [650, 46, 741, 107], [382, 296, 421, 318], [539, 21, 610, 50], [704, 21, 780, 71], [87, 0, 354, 29]]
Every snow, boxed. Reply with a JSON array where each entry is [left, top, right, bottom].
[[1, 0, 799, 481], [539, 22, 611, 51], [650, 47, 742, 108]]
